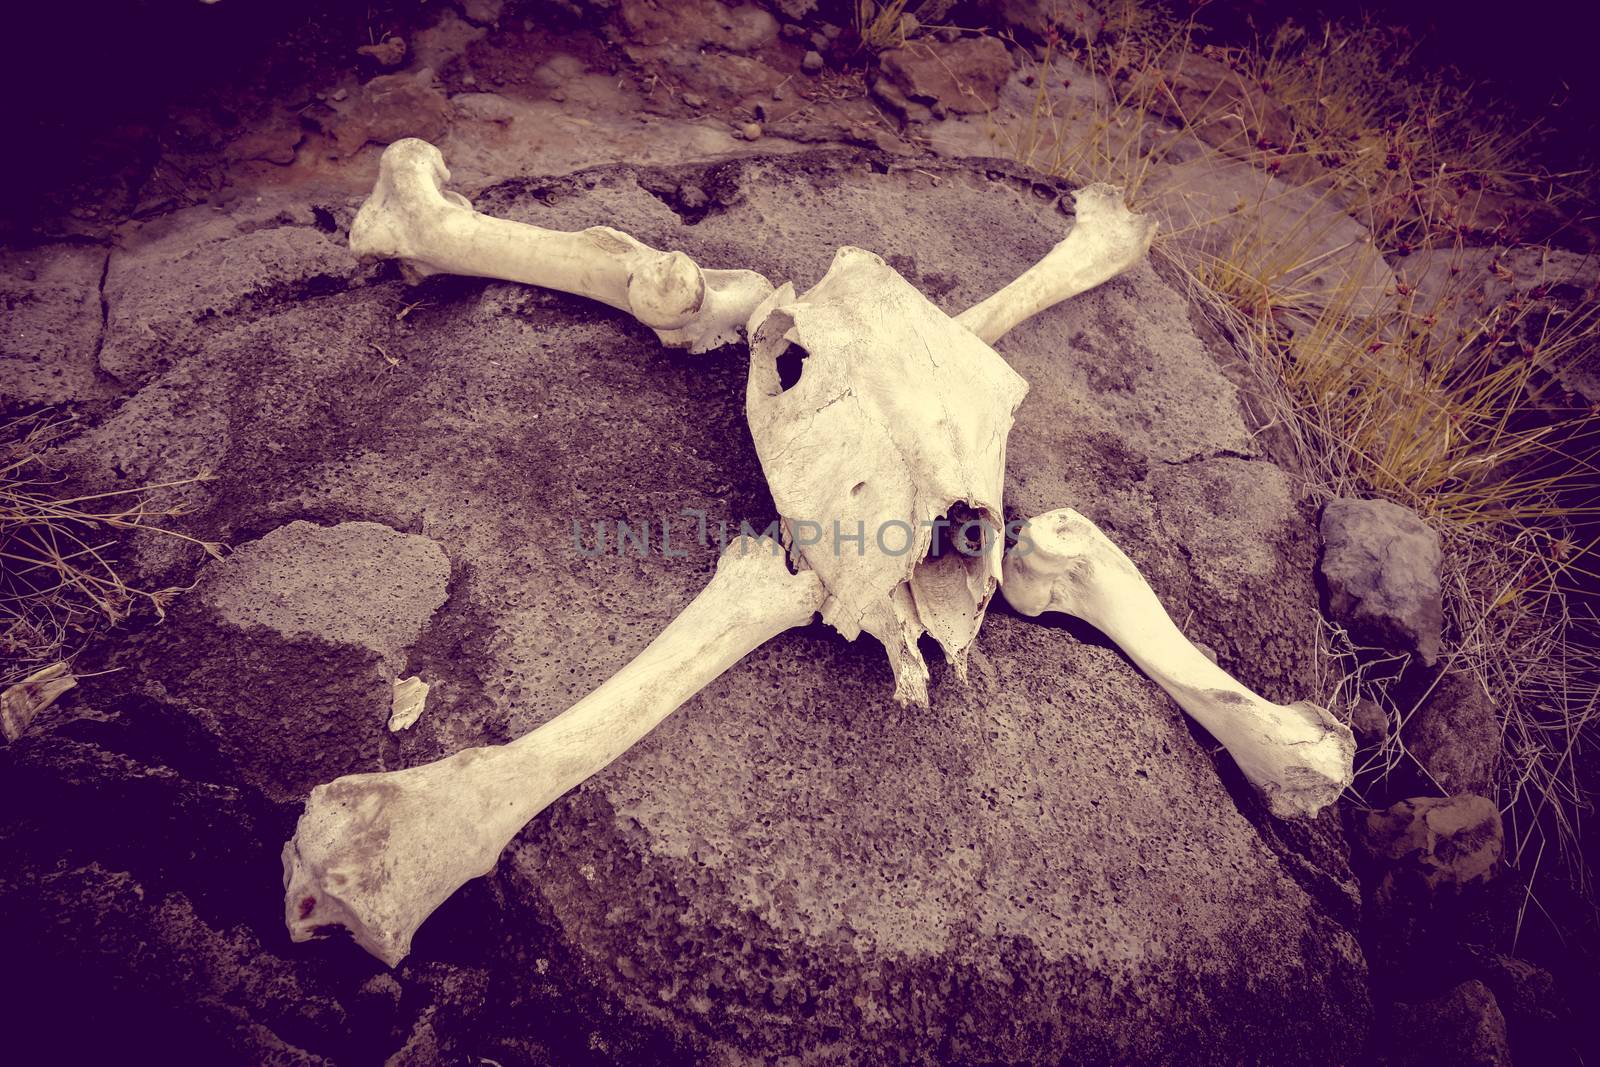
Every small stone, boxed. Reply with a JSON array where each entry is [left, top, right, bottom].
[[820, 22, 841, 39], [549, 88, 567, 102], [330, 87, 349, 102], [356, 36, 407, 68], [870, 75, 933, 124], [739, 121, 763, 140], [1319, 497, 1444, 665], [776, 0, 816, 19], [682, 92, 707, 109], [1407, 671, 1499, 795], [225, 126, 303, 166], [802, 50, 824, 74], [461, 72, 477, 87], [677, 184, 709, 211], [1386, 980, 1513, 1067], [456, 0, 504, 25], [1361, 794, 1502, 895], [452, 92, 517, 124], [809, 31, 829, 52], [780, 23, 807, 41], [1349, 698, 1388, 743]]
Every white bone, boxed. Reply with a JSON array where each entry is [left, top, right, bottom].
[[1, 661, 76, 743], [350, 139, 774, 353], [387, 676, 429, 732], [956, 183, 1158, 346], [1002, 509, 1354, 818], [282, 537, 823, 966], [745, 247, 1029, 705]]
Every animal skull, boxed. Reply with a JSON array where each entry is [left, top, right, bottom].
[[745, 248, 1028, 704], [281, 139, 1352, 967]]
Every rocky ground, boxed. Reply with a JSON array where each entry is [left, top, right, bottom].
[[1, 1, 1593, 1064]]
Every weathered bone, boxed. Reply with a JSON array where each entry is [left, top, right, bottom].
[[351, 138, 774, 352], [283, 537, 823, 966], [956, 183, 1158, 346], [745, 247, 1029, 705], [1002, 509, 1354, 818]]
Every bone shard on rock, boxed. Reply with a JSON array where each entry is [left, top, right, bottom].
[[350, 138, 774, 352], [1002, 508, 1355, 818], [283, 536, 823, 967]]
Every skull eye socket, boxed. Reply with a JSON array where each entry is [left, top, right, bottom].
[[774, 342, 809, 392]]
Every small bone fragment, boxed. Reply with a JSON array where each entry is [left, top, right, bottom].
[[1002, 509, 1354, 818], [388, 676, 430, 732], [283, 537, 823, 966], [350, 139, 774, 352], [1, 662, 77, 743], [956, 184, 1157, 346]]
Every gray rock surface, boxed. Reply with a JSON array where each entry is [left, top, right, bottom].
[[7, 151, 1369, 1063], [1460, 948, 1576, 1065], [1407, 670, 1500, 795], [879, 37, 1012, 114], [1319, 497, 1445, 665], [1386, 979, 1513, 1067], [196, 520, 452, 671], [99, 200, 362, 387], [1396, 243, 1600, 404], [0, 243, 116, 404]]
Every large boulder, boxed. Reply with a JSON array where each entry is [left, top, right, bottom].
[[14, 150, 1369, 1063]]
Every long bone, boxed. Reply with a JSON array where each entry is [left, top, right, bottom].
[[287, 145, 1244, 967], [351, 138, 775, 353], [1001, 508, 1355, 818], [283, 537, 823, 966], [955, 183, 1158, 346]]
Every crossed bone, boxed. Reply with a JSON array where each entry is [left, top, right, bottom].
[[283, 139, 1355, 967]]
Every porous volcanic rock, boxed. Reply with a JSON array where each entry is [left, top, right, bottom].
[[9, 150, 1369, 1064]]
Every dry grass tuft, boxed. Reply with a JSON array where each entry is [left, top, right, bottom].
[[1, 408, 224, 687], [989, 2, 1600, 919]]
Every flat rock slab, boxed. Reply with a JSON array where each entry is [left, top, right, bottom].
[[196, 519, 452, 670], [12, 150, 1368, 1064]]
